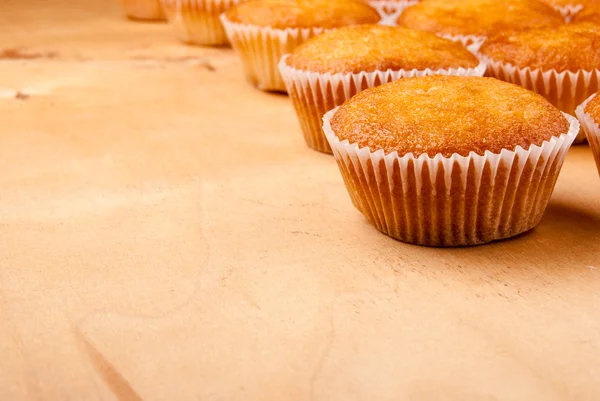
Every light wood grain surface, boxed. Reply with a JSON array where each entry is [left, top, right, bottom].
[[0, 1, 599, 400]]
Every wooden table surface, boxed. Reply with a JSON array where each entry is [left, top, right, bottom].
[[1, 1, 599, 400]]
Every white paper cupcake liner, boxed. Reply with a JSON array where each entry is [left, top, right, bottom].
[[279, 55, 486, 154], [323, 107, 579, 246], [367, 0, 418, 25], [123, 0, 166, 20], [440, 33, 486, 52], [161, 0, 242, 45], [575, 94, 600, 175], [221, 15, 325, 92], [483, 56, 600, 144], [554, 3, 583, 21]]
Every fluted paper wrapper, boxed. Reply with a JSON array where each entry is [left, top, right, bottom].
[[123, 0, 166, 20], [279, 56, 486, 154], [161, 0, 242, 46], [368, 0, 418, 25], [484, 57, 599, 144], [440, 34, 486, 52], [554, 4, 583, 21], [221, 16, 324, 92], [575, 94, 600, 175], [323, 108, 579, 246]]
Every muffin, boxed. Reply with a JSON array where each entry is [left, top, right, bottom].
[[221, 0, 381, 92], [397, 0, 563, 48], [323, 76, 579, 246], [161, 0, 245, 45], [279, 25, 485, 153], [480, 23, 600, 143], [122, 0, 166, 20], [575, 94, 600, 175]]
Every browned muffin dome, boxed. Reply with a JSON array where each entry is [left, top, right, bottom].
[[584, 92, 600, 121], [397, 0, 563, 38], [225, 0, 380, 29], [330, 76, 569, 157], [285, 25, 480, 73], [480, 23, 600, 71]]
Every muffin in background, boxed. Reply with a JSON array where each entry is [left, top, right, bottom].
[[161, 0, 246, 46], [323, 76, 579, 246], [279, 25, 485, 153], [221, 0, 381, 92], [397, 0, 563, 48], [122, 0, 166, 20], [575, 94, 600, 175], [480, 23, 600, 143]]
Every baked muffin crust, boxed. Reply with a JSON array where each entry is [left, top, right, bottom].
[[330, 76, 569, 157], [285, 25, 480, 73], [480, 23, 600, 72], [225, 0, 380, 29], [397, 0, 563, 38]]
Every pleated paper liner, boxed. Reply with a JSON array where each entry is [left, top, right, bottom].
[[221, 16, 325, 92], [554, 3, 584, 21], [323, 107, 579, 246], [483, 56, 600, 144], [123, 0, 166, 20], [367, 0, 418, 25], [575, 94, 600, 175], [161, 0, 242, 46], [279, 55, 486, 154], [440, 34, 486, 52]]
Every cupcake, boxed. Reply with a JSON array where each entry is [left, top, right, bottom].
[[575, 94, 600, 175], [279, 25, 485, 154], [397, 0, 563, 48], [323, 76, 579, 246], [122, 0, 166, 20], [161, 0, 245, 45], [480, 23, 600, 144], [221, 0, 381, 92]]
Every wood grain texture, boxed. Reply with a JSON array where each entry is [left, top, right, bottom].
[[0, 1, 599, 400]]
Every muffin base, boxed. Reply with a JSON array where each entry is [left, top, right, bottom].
[[484, 57, 599, 144], [123, 0, 166, 20], [221, 16, 325, 92], [323, 108, 579, 246], [575, 94, 600, 175], [162, 0, 241, 46], [279, 55, 486, 154]]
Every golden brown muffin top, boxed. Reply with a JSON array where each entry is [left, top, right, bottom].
[[480, 23, 600, 71], [584, 92, 600, 122], [330, 76, 569, 157], [285, 25, 480, 73], [397, 0, 563, 38], [224, 0, 380, 29]]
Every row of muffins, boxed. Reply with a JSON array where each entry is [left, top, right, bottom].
[[118, 0, 599, 247]]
